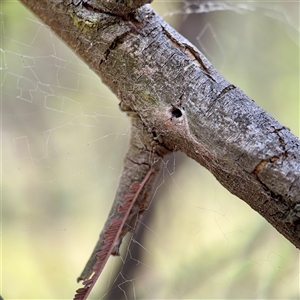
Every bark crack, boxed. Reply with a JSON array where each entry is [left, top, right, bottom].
[[160, 25, 216, 82], [72, 0, 153, 17], [216, 84, 236, 100], [251, 158, 300, 226], [252, 159, 268, 176], [252, 155, 281, 178], [81, 1, 102, 13], [272, 127, 288, 159], [102, 29, 132, 63]]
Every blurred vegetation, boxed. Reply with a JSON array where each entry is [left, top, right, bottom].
[[1, 1, 299, 299]]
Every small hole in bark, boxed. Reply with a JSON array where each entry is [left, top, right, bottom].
[[171, 108, 182, 118]]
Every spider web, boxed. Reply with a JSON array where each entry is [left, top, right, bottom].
[[1, 1, 299, 299]]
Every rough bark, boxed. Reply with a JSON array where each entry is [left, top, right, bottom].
[[19, 0, 300, 284]]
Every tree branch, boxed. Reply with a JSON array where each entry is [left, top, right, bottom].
[[18, 0, 300, 296], [72, 0, 153, 16], [77, 115, 168, 284]]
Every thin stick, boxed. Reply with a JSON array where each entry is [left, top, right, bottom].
[[74, 168, 154, 300]]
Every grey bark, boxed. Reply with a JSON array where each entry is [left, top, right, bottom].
[[19, 0, 300, 273]]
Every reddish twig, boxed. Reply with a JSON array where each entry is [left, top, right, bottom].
[[74, 168, 154, 300]]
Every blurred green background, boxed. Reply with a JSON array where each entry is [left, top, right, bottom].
[[1, 1, 299, 299]]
